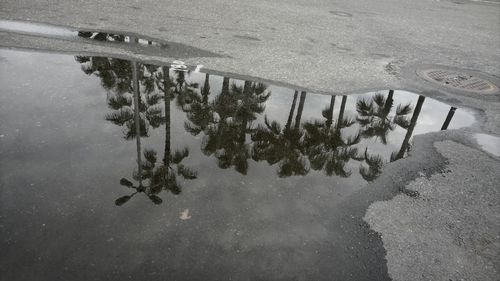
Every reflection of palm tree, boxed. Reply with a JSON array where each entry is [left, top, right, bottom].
[[115, 63, 197, 205], [156, 66, 175, 162], [75, 58, 197, 205], [286, 91, 299, 130], [356, 90, 412, 144], [336, 96, 347, 129], [234, 81, 270, 141], [76, 56, 131, 93], [197, 78, 238, 169], [301, 95, 360, 177], [251, 91, 309, 177], [294, 91, 307, 130], [322, 95, 336, 128], [185, 78, 269, 175], [391, 95, 426, 161], [441, 106, 457, 130], [76, 56, 164, 139], [356, 94, 424, 181], [184, 73, 213, 135], [116, 62, 159, 205], [205, 121, 250, 174], [116, 146, 197, 206], [155, 65, 197, 193], [173, 69, 199, 111], [252, 117, 308, 177], [359, 148, 384, 182]]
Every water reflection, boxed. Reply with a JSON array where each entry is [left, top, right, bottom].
[[441, 106, 457, 130], [391, 95, 426, 161], [77, 31, 165, 47], [196, 80, 270, 175], [356, 90, 412, 144], [75, 56, 462, 204], [78, 57, 198, 205], [0, 20, 166, 47], [1, 49, 477, 280]]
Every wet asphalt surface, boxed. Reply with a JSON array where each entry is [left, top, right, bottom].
[[0, 48, 477, 280], [0, 0, 499, 280]]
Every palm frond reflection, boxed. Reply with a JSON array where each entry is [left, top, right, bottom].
[[75, 54, 459, 198]]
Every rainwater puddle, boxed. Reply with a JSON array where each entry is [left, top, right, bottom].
[[0, 20, 222, 58], [474, 133, 500, 157], [0, 19, 165, 47], [0, 49, 476, 280]]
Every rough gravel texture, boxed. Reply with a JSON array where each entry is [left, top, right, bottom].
[[365, 140, 500, 281]]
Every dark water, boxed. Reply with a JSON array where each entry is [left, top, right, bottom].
[[0, 49, 475, 281]]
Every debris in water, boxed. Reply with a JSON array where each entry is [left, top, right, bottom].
[[180, 209, 191, 220]]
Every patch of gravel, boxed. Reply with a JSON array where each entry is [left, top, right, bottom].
[[365, 140, 500, 281]]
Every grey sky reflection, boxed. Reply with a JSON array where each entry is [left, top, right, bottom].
[[0, 48, 477, 281], [0, 48, 476, 203]]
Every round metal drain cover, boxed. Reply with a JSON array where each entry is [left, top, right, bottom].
[[417, 69, 499, 94]]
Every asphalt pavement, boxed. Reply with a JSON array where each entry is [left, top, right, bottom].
[[0, 0, 499, 280]]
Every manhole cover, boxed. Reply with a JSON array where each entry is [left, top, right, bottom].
[[417, 69, 499, 94]]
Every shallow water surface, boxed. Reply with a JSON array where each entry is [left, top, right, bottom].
[[0, 19, 163, 46], [474, 133, 500, 157], [0, 20, 221, 59], [0, 49, 475, 281]]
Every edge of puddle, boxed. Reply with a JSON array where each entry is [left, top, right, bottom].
[[0, 45, 487, 135], [0, 45, 492, 281], [0, 19, 226, 58]]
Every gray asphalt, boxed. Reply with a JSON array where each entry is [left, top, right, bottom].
[[0, 0, 499, 280]]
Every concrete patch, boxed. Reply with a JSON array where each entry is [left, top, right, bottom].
[[365, 140, 500, 281]]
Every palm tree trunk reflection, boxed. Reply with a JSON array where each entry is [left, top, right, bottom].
[[441, 107, 456, 130], [294, 91, 307, 130], [336, 95, 347, 129], [326, 95, 336, 128], [162, 66, 171, 165], [222, 77, 230, 95], [132, 61, 143, 187], [202, 73, 210, 103], [285, 91, 299, 131], [384, 90, 394, 114], [239, 81, 252, 142], [393, 95, 425, 161]]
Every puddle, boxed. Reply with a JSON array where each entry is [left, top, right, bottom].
[[0, 19, 165, 46], [0, 19, 76, 37], [0, 49, 476, 280], [474, 133, 500, 157], [0, 19, 222, 58]]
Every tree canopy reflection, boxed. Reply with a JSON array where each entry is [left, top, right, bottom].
[[75, 56, 457, 205], [76, 57, 197, 205]]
